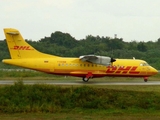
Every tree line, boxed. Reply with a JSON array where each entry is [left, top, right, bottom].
[[0, 31, 160, 69]]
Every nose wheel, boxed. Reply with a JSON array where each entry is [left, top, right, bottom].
[[144, 77, 148, 82], [144, 79, 148, 82]]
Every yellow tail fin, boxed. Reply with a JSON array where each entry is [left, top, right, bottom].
[[4, 28, 58, 59]]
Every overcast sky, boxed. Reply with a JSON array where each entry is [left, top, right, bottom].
[[1, 0, 160, 42]]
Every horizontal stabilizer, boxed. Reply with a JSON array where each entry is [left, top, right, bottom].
[[7, 32, 19, 35]]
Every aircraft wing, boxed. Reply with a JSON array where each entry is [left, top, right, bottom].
[[79, 55, 116, 66]]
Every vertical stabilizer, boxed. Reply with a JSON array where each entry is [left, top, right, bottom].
[[4, 28, 58, 59]]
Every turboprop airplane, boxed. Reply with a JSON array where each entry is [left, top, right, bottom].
[[2, 28, 158, 82]]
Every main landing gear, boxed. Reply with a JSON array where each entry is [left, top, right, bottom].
[[83, 77, 90, 82], [82, 72, 93, 82], [144, 77, 148, 82]]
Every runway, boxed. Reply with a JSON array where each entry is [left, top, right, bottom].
[[0, 80, 160, 85]]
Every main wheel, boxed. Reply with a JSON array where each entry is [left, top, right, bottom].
[[82, 77, 89, 82]]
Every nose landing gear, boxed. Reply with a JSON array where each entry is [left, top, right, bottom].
[[144, 77, 148, 82]]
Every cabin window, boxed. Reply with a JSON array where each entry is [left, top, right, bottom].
[[140, 63, 143, 66], [144, 63, 149, 66]]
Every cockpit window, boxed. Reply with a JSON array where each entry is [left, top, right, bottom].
[[140, 62, 149, 66]]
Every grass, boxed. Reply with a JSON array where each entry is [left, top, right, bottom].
[[0, 83, 160, 115], [1, 110, 160, 120], [0, 70, 160, 119], [94, 85, 160, 92]]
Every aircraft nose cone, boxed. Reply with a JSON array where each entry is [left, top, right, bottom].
[[152, 68, 158, 75]]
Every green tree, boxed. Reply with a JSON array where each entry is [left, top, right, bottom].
[[137, 42, 147, 52]]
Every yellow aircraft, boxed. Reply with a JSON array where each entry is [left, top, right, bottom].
[[2, 28, 158, 82]]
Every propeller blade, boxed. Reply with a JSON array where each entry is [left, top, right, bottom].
[[111, 58, 116, 62]]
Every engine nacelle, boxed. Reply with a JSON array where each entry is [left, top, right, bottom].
[[79, 55, 116, 66], [88, 56, 116, 66]]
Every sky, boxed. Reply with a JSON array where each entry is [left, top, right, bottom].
[[1, 0, 160, 42]]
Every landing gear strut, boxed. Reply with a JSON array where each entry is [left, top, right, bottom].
[[82, 72, 93, 82], [144, 77, 148, 82]]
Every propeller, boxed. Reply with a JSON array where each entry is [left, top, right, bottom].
[[111, 58, 116, 62]]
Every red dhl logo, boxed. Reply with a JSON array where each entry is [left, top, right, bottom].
[[106, 66, 140, 74], [11, 46, 34, 50]]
